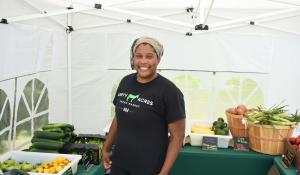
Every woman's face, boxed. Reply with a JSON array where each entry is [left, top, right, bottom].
[[133, 44, 160, 83]]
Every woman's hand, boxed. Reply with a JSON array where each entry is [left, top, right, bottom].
[[102, 117, 117, 169], [102, 150, 112, 169]]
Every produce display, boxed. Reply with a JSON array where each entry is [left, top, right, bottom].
[[226, 104, 251, 137], [226, 104, 254, 116], [74, 134, 105, 161], [212, 117, 229, 135], [191, 117, 229, 136], [227, 104, 247, 115], [288, 136, 300, 150], [29, 123, 76, 153], [0, 157, 70, 174], [246, 105, 300, 126], [191, 123, 214, 135]]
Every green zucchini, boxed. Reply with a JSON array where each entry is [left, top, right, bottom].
[[42, 123, 74, 131], [34, 130, 65, 139], [43, 127, 64, 133], [31, 137, 64, 145], [32, 142, 64, 150]]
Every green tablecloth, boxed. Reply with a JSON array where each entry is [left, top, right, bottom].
[[170, 146, 274, 175], [273, 156, 297, 175], [75, 146, 275, 175], [76, 164, 105, 175]]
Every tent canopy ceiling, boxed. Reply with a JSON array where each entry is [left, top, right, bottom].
[[1, 0, 299, 35]]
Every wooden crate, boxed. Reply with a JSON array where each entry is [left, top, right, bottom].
[[285, 139, 300, 170]]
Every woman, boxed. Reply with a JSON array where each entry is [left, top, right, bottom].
[[102, 36, 186, 175]]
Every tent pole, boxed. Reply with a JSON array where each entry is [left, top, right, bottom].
[[67, 13, 73, 124], [209, 7, 300, 29], [62, 0, 194, 28], [81, 11, 126, 21], [7, 7, 92, 23], [77, 11, 185, 33], [258, 12, 300, 22], [268, 0, 300, 6], [103, 6, 194, 28], [76, 20, 185, 34], [81, 9, 184, 22], [257, 24, 300, 36], [76, 22, 124, 30], [22, 0, 66, 28], [210, 13, 300, 35], [210, 12, 300, 23], [199, 0, 204, 24], [104, 0, 147, 7], [194, 23, 248, 34], [133, 21, 185, 34], [202, 0, 215, 27]]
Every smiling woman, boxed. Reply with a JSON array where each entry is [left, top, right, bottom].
[[130, 36, 164, 84], [102, 36, 186, 175], [133, 44, 160, 83]]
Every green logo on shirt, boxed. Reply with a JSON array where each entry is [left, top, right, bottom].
[[126, 94, 140, 102]]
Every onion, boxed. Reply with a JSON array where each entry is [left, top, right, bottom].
[[227, 107, 237, 114], [237, 104, 247, 114], [236, 108, 244, 115]]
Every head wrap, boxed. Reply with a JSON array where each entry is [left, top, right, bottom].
[[130, 36, 164, 69]]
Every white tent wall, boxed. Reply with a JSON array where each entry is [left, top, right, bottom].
[[0, 23, 68, 153], [71, 31, 111, 134], [0, 24, 68, 121], [106, 31, 274, 72], [0, 24, 53, 80], [268, 37, 300, 112]]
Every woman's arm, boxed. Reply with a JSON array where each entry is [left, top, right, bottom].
[[159, 119, 185, 175], [102, 117, 117, 169]]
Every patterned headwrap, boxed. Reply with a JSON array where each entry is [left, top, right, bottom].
[[130, 36, 164, 69]]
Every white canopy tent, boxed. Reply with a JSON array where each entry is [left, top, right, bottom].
[[0, 0, 300, 153]]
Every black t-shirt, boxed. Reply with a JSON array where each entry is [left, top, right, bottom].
[[112, 73, 185, 174]]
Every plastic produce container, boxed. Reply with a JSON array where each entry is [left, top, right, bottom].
[[0, 151, 82, 175]]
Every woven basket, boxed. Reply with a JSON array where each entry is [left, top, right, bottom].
[[248, 122, 294, 155], [226, 111, 248, 137]]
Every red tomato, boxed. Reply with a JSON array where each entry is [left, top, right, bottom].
[[289, 137, 297, 144], [296, 138, 300, 145]]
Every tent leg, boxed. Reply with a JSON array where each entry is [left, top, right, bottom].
[[67, 13, 73, 124]]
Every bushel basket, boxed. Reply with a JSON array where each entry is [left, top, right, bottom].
[[226, 111, 248, 137], [248, 122, 294, 155]]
